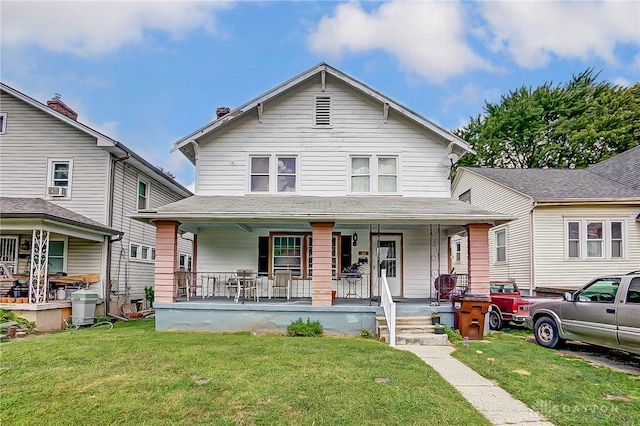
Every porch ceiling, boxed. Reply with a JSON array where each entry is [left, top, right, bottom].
[[132, 195, 514, 231]]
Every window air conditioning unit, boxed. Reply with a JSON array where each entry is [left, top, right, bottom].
[[48, 186, 67, 197]]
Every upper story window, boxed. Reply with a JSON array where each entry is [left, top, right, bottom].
[[0, 112, 7, 134], [46, 159, 72, 198], [314, 95, 331, 126], [494, 229, 507, 263], [459, 190, 471, 204], [566, 219, 624, 260], [350, 155, 398, 193], [138, 178, 149, 210], [249, 155, 297, 193]]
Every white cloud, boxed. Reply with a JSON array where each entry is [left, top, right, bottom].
[[307, 1, 492, 83], [479, 1, 640, 68], [1, 0, 232, 56]]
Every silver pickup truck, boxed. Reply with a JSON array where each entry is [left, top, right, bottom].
[[527, 272, 640, 355]]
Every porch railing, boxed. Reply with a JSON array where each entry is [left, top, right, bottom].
[[379, 269, 396, 347], [174, 271, 371, 301]]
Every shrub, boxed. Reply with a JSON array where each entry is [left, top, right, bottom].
[[287, 317, 323, 337], [360, 327, 373, 339], [445, 327, 463, 343]]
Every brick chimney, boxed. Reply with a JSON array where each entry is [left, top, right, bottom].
[[47, 94, 78, 120], [216, 107, 230, 119]]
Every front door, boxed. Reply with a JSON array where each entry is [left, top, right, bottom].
[[371, 235, 402, 298]]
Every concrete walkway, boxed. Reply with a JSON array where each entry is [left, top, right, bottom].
[[401, 345, 554, 426]]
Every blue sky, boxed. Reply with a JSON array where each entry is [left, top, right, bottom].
[[2, 0, 639, 190]]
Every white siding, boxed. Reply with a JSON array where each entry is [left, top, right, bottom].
[[0, 91, 110, 224], [533, 204, 640, 290], [452, 170, 533, 289], [110, 162, 192, 299], [195, 76, 452, 197]]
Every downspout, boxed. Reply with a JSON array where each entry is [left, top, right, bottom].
[[105, 152, 130, 314], [529, 201, 536, 296]]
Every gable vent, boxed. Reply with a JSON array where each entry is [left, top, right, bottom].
[[315, 96, 331, 126]]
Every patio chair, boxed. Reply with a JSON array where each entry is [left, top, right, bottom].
[[200, 274, 218, 298], [233, 269, 258, 303], [176, 270, 190, 299], [271, 270, 292, 299]]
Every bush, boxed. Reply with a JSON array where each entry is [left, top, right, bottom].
[[445, 327, 463, 343], [287, 317, 323, 337]]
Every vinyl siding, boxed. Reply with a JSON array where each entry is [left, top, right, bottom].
[[452, 170, 533, 289], [533, 204, 640, 290], [0, 91, 110, 224], [110, 161, 192, 299], [195, 76, 452, 197]]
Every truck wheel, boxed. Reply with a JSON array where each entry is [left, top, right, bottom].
[[534, 317, 565, 349], [489, 310, 503, 330]]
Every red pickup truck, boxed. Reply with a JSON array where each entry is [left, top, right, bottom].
[[489, 281, 533, 330]]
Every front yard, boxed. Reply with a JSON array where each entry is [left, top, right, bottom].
[[1, 319, 488, 425]]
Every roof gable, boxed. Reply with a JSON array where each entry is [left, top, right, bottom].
[[587, 145, 640, 190], [172, 63, 472, 164]]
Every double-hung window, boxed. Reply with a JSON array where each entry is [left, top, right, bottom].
[[455, 241, 461, 263], [249, 155, 297, 193], [0, 112, 7, 134], [350, 155, 398, 193], [46, 159, 72, 198], [48, 240, 66, 273], [138, 178, 149, 210], [272, 236, 302, 276], [566, 220, 625, 260], [495, 229, 507, 263]]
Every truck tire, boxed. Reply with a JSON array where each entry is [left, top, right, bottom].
[[489, 310, 503, 330], [534, 316, 565, 349]]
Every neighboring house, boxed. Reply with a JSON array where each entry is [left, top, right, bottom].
[[132, 63, 511, 336], [452, 146, 640, 295], [0, 83, 192, 330]]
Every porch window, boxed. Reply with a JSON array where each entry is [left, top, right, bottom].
[[0, 236, 18, 274], [307, 236, 337, 277], [273, 236, 302, 276], [250, 156, 270, 192], [586, 221, 603, 258], [0, 112, 6, 134], [495, 229, 506, 263], [48, 240, 65, 273], [46, 159, 72, 198], [179, 253, 192, 271], [138, 178, 149, 210], [455, 241, 461, 263]]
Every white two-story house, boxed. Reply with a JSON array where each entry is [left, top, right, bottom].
[[0, 83, 193, 330], [133, 63, 511, 338]]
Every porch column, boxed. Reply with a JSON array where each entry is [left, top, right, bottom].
[[466, 223, 491, 295], [311, 222, 334, 306], [154, 220, 180, 303]]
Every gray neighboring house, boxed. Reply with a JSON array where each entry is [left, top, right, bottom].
[[0, 82, 193, 330], [451, 146, 640, 295]]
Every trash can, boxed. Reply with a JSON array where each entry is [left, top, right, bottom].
[[451, 294, 491, 340], [71, 289, 99, 326]]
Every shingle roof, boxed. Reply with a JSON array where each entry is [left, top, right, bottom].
[[587, 145, 640, 190], [464, 168, 640, 200], [131, 195, 513, 224], [0, 197, 121, 235]]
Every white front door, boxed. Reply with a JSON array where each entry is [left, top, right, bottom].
[[371, 235, 402, 298]]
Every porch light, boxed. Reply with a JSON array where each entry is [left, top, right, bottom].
[[352, 232, 358, 246], [20, 239, 31, 251]]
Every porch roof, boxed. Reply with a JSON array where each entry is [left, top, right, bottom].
[[0, 197, 122, 240], [131, 195, 513, 226]]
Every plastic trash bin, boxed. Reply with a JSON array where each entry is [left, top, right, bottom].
[[71, 289, 98, 326], [451, 294, 491, 340]]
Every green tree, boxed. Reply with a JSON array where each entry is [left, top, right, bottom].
[[456, 69, 640, 169]]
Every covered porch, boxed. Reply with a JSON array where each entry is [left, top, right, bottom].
[[0, 197, 121, 330], [133, 195, 511, 338]]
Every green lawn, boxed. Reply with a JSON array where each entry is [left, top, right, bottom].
[[1, 319, 489, 426], [452, 332, 640, 426]]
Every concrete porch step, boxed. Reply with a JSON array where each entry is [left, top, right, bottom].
[[376, 315, 449, 346]]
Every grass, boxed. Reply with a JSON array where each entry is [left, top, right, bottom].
[[1, 319, 490, 426], [452, 332, 640, 426]]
